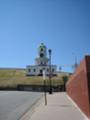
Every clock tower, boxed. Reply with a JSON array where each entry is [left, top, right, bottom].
[[26, 43, 57, 76], [35, 43, 49, 66]]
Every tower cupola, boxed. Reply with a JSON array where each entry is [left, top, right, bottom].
[[38, 43, 47, 58], [36, 43, 49, 66]]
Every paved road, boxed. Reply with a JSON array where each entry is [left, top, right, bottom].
[[0, 91, 42, 120]]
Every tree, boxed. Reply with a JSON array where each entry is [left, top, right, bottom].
[[62, 76, 68, 91]]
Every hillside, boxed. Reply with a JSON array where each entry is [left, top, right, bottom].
[[0, 68, 71, 89]]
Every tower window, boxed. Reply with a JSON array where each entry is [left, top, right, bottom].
[[41, 48, 44, 51]]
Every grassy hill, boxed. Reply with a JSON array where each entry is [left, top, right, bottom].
[[0, 68, 71, 89]]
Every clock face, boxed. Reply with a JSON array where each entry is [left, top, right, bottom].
[[40, 53, 44, 57]]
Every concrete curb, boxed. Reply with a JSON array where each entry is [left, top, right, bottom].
[[19, 96, 44, 120]]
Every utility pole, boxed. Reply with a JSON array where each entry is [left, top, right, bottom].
[[48, 49, 52, 94]]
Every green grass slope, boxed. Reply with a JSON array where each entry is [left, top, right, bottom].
[[0, 69, 70, 88]]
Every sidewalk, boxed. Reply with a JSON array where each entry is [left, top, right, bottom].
[[29, 92, 89, 120]]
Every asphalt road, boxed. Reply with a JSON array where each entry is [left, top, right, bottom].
[[0, 91, 42, 120]]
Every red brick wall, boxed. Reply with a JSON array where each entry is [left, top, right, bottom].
[[86, 56, 90, 110], [66, 56, 90, 118]]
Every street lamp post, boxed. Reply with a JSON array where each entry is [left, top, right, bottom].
[[48, 49, 52, 94]]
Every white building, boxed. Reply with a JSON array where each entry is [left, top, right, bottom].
[[26, 43, 57, 76]]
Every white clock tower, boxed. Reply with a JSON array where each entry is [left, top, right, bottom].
[[35, 43, 49, 66], [26, 43, 57, 76]]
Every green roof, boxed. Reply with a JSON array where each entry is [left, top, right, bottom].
[[39, 43, 46, 49]]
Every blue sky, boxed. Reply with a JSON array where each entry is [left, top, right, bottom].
[[0, 0, 90, 72]]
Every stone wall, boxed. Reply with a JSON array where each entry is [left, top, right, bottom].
[[17, 84, 64, 92], [66, 56, 90, 118]]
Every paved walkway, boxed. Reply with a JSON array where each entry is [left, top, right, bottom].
[[29, 92, 89, 120]]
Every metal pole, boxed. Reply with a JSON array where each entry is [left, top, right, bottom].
[[48, 49, 52, 94], [44, 79, 47, 105], [43, 69, 47, 105]]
